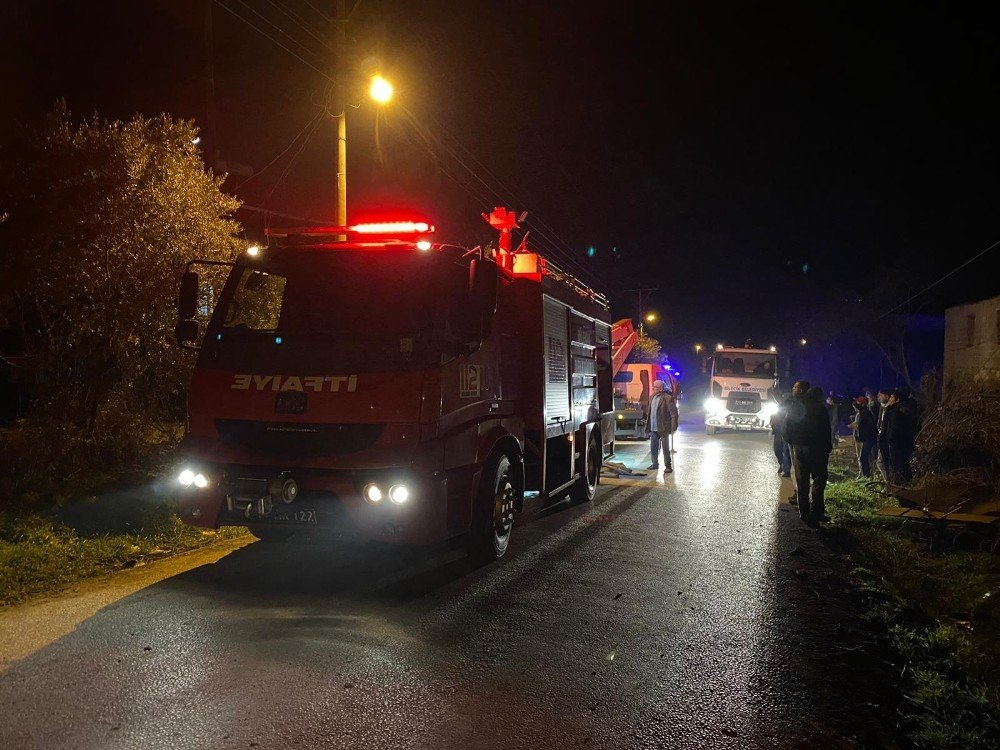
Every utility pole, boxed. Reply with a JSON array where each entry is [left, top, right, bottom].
[[203, 0, 218, 171], [333, 0, 349, 227], [624, 287, 658, 336]]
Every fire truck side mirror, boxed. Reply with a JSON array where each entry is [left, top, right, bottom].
[[178, 271, 199, 320], [174, 319, 199, 345]]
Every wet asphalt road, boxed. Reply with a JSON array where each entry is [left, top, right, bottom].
[[0, 415, 902, 750]]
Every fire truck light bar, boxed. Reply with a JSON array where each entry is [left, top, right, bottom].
[[350, 221, 433, 234], [265, 220, 435, 240]]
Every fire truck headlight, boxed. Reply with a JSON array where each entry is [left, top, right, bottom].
[[761, 401, 779, 419], [178, 469, 195, 486], [389, 484, 409, 504], [364, 483, 383, 503], [193, 473, 209, 488], [704, 397, 722, 415], [415, 240, 432, 251]]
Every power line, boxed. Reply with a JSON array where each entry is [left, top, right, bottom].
[[874, 238, 999, 321], [259, 0, 329, 48], [259, 114, 326, 211], [213, 0, 333, 82], [230, 0, 327, 66], [232, 111, 325, 191], [298, 0, 332, 23]]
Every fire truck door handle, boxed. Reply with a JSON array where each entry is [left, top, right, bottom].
[[489, 402, 500, 412]]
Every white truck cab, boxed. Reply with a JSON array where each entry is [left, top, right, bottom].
[[703, 347, 779, 434]]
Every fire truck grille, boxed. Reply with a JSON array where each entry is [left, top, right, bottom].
[[727, 394, 760, 413], [215, 420, 386, 457]]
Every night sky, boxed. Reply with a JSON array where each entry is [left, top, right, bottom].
[[4, 1, 999, 373]]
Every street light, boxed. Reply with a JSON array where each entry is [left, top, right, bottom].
[[769, 344, 777, 352], [369, 74, 393, 104], [644, 312, 658, 324], [694, 344, 702, 353], [335, 73, 395, 228], [800, 338, 808, 346]]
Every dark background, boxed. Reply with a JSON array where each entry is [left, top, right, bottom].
[[3, 1, 997, 391]]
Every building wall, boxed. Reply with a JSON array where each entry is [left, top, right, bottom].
[[943, 294, 1000, 390]]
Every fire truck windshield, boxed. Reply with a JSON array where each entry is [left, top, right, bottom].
[[208, 248, 454, 372], [713, 353, 777, 378]]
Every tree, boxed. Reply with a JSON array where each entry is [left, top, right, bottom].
[[630, 331, 662, 363], [0, 103, 242, 472]]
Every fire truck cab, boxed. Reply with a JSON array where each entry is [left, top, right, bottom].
[[173, 209, 615, 561]]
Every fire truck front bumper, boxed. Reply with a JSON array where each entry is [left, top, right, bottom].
[[705, 412, 769, 431], [172, 464, 454, 544]]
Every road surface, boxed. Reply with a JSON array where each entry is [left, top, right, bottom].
[[0, 415, 901, 749]]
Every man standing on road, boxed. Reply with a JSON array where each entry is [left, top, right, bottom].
[[770, 393, 792, 477], [782, 381, 834, 524], [646, 379, 678, 473]]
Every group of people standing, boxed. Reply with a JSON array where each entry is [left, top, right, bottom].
[[851, 387, 922, 482], [769, 382, 923, 526]]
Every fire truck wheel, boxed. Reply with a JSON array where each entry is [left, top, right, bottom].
[[248, 526, 298, 543], [569, 430, 600, 504], [705, 425, 718, 436], [468, 452, 516, 563]]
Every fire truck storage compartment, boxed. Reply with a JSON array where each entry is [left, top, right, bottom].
[[543, 295, 571, 433], [538, 295, 612, 495]]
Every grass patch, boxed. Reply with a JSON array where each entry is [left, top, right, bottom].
[[824, 477, 1000, 749], [0, 504, 245, 606]]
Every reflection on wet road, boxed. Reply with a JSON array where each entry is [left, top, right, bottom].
[[0, 416, 899, 749]]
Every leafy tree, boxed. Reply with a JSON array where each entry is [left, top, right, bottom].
[[630, 331, 662, 363], [0, 103, 241, 475]]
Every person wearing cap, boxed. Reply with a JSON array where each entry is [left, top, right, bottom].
[[645, 379, 678, 473], [850, 396, 878, 478]]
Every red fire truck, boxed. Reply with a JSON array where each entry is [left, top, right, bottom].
[[172, 208, 623, 560]]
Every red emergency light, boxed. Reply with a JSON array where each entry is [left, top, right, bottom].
[[350, 221, 433, 234], [266, 219, 435, 241]]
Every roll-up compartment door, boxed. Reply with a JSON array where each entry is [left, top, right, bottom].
[[542, 295, 570, 424]]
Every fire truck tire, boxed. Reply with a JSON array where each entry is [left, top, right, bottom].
[[569, 430, 600, 504], [468, 452, 515, 563], [248, 526, 297, 543], [706, 425, 718, 436]]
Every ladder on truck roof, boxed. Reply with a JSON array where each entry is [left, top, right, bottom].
[[610, 319, 637, 376]]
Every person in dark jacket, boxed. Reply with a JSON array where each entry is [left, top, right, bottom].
[[645, 379, 678, 472], [782, 381, 834, 524], [885, 388, 920, 482], [850, 397, 878, 478], [769, 394, 792, 477], [876, 391, 896, 481]]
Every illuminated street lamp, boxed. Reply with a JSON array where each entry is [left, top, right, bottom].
[[335, 73, 395, 228], [694, 344, 703, 353], [369, 74, 394, 104], [800, 338, 808, 346], [769, 344, 777, 352], [716, 343, 724, 351]]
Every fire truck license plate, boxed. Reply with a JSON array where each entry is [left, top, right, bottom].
[[275, 392, 307, 414], [271, 509, 318, 525]]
